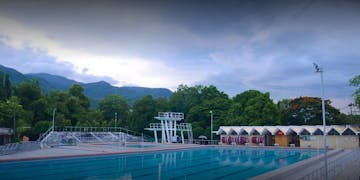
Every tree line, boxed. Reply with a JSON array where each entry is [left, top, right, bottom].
[[0, 72, 359, 141]]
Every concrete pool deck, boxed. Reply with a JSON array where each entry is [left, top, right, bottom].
[[251, 148, 360, 180]]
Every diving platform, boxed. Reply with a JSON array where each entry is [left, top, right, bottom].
[[145, 112, 193, 144]]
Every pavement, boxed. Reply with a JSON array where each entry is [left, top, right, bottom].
[[251, 148, 360, 180]]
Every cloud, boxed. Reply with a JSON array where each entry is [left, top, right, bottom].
[[0, 16, 211, 89], [0, 0, 359, 113]]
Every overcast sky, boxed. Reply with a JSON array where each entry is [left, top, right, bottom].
[[0, 0, 359, 113]]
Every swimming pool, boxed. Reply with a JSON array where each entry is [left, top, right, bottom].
[[0, 147, 321, 180]]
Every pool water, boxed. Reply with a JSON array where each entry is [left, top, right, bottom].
[[0, 147, 321, 180]]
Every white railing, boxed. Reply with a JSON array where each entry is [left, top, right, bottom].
[[148, 123, 192, 131], [158, 112, 184, 119], [37, 126, 53, 142], [183, 139, 219, 145], [299, 148, 360, 180], [39, 126, 154, 146], [0, 141, 41, 155]]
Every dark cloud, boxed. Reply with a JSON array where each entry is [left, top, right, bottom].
[[0, 41, 118, 84], [0, 0, 359, 113]]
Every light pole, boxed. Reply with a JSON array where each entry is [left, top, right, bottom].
[[52, 108, 56, 132], [115, 112, 118, 128], [313, 63, 328, 180], [209, 110, 213, 142]]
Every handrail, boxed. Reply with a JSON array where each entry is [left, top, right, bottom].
[[37, 126, 53, 142], [148, 123, 192, 130], [299, 149, 360, 180], [52, 126, 154, 142], [0, 141, 41, 155]]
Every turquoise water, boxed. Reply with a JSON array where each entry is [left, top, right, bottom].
[[0, 147, 320, 180], [125, 144, 156, 148]]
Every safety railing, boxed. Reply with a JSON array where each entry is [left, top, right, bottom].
[[157, 112, 184, 119], [299, 148, 360, 180], [37, 126, 53, 142], [183, 139, 219, 145], [0, 141, 41, 155], [148, 123, 192, 131], [53, 126, 153, 141], [39, 126, 154, 146]]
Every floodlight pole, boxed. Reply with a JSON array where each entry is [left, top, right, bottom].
[[313, 63, 328, 180], [210, 110, 213, 142]]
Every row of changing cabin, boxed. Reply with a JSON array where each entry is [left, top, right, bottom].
[[217, 125, 360, 149]]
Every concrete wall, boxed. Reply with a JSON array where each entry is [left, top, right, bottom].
[[300, 135, 359, 149]]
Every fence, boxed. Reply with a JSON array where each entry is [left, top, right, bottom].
[[183, 139, 219, 145], [299, 148, 360, 180], [0, 141, 41, 155]]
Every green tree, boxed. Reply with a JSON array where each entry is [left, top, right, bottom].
[[350, 75, 360, 109], [281, 97, 342, 125], [0, 72, 11, 100], [155, 97, 170, 112], [180, 85, 230, 138], [76, 109, 105, 127], [169, 85, 202, 114], [68, 84, 90, 110], [97, 95, 130, 127], [227, 90, 280, 126], [65, 84, 90, 126], [14, 80, 42, 110], [128, 95, 157, 133]]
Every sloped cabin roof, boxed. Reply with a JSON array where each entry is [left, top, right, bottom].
[[217, 125, 360, 136]]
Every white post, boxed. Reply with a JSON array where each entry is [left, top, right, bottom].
[[52, 108, 56, 132], [320, 69, 328, 180], [181, 131, 184, 144], [164, 120, 171, 143], [154, 130, 158, 144], [174, 120, 177, 142], [314, 63, 328, 180], [161, 120, 166, 143]]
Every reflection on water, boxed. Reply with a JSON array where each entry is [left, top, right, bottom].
[[0, 147, 321, 180]]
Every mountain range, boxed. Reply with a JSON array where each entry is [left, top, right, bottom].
[[0, 64, 173, 106]]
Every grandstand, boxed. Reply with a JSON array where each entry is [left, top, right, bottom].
[[38, 126, 151, 147]]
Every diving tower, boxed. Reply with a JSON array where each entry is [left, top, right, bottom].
[[145, 112, 193, 144]]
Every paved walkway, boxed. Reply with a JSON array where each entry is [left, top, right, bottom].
[[252, 148, 360, 180]]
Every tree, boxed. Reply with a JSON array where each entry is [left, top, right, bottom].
[[227, 90, 280, 126], [14, 80, 42, 110], [65, 84, 90, 126], [0, 72, 11, 100], [76, 109, 105, 127], [97, 95, 130, 127], [350, 75, 360, 109], [68, 84, 90, 110], [169, 85, 202, 114], [179, 85, 230, 138], [128, 95, 157, 133], [281, 97, 342, 125]]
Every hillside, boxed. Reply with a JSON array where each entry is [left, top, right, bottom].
[[0, 65, 173, 106]]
